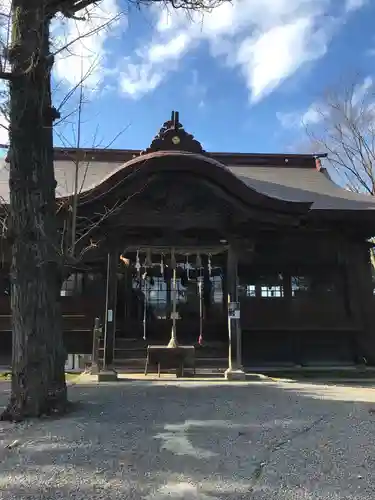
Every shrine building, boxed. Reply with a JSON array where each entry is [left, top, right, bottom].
[[1, 111, 375, 372]]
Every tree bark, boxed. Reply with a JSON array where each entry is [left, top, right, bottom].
[[1, 0, 67, 421]]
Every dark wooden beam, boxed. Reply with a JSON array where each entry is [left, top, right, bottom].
[[109, 212, 226, 230], [226, 245, 243, 372], [102, 248, 119, 371]]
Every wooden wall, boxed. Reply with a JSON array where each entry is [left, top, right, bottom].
[[0, 230, 374, 367], [0, 296, 100, 360]]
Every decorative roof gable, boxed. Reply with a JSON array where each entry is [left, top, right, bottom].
[[141, 111, 205, 155]]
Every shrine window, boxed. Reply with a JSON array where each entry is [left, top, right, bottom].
[[126, 257, 225, 320], [239, 273, 284, 298], [291, 274, 337, 297], [261, 285, 283, 298], [291, 276, 310, 297], [244, 285, 256, 297], [211, 272, 224, 304], [144, 276, 168, 320]]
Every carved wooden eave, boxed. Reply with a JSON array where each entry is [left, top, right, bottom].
[[140, 110, 205, 155], [73, 112, 310, 220], [73, 148, 312, 233]]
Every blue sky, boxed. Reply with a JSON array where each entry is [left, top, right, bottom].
[[7, 0, 375, 153]]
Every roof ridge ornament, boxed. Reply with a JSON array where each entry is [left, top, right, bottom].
[[141, 111, 205, 155]]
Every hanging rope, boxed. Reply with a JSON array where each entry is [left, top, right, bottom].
[[142, 252, 148, 341], [197, 255, 204, 346], [160, 253, 164, 274], [196, 252, 202, 268], [143, 282, 147, 341], [135, 250, 141, 277], [208, 253, 212, 276], [186, 254, 190, 280]]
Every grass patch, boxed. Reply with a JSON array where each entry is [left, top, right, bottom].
[[65, 372, 83, 382]]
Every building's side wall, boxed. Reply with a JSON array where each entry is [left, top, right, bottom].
[[344, 240, 375, 364], [0, 230, 374, 367], [238, 230, 369, 366], [0, 269, 105, 365]]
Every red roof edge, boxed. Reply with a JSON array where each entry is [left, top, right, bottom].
[[315, 157, 323, 170]]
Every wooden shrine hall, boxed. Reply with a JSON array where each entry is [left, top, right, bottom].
[[1, 110, 375, 374]]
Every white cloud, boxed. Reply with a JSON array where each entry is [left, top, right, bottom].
[[276, 111, 301, 129], [236, 17, 329, 103], [344, 0, 368, 13], [120, 63, 164, 98], [302, 105, 324, 125], [352, 76, 373, 105], [277, 75, 375, 131], [148, 33, 191, 63], [118, 0, 360, 102], [0, 0, 369, 108], [118, 29, 193, 100], [52, 0, 126, 89], [118, 33, 191, 100], [186, 69, 207, 107], [277, 103, 325, 129], [0, 0, 125, 92]]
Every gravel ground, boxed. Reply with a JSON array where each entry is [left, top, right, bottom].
[[1, 377, 375, 499]]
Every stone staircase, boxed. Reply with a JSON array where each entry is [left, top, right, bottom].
[[98, 336, 229, 373]]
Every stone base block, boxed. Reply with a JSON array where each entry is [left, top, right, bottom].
[[97, 369, 118, 382], [89, 363, 100, 375], [224, 368, 247, 381]]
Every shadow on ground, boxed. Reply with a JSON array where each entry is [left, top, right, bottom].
[[1, 379, 375, 499]]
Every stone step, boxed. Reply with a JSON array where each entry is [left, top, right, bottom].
[[101, 357, 229, 369], [111, 366, 227, 374], [98, 350, 228, 362], [108, 338, 228, 347], [99, 345, 227, 354]]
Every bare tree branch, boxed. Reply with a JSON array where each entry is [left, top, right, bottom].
[[305, 76, 375, 196]]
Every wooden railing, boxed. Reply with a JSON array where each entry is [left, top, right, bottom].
[[0, 296, 101, 332]]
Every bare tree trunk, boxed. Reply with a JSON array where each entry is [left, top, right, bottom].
[[1, 0, 67, 421]]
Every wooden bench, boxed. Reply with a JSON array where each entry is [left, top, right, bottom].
[[144, 345, 196, 377]]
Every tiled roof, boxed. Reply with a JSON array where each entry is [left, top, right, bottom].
[[1, 151, 375, 211], [233, 166, 375, 210]]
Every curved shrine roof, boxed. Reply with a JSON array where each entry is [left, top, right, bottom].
[[1, 150, 374, 212], [1, 110, 375, 213]]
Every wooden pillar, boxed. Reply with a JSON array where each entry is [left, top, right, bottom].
[[225, 244, 246, 380], [202, 254, 211, 319], [283, 272, 292, 300], [166, 276, 172, 320], [123, 264, 132, 320], [100, 249, 119, 380], [346, 241, 375, 365], [222, 269, 228, 311], [282, 272, 299, 363]]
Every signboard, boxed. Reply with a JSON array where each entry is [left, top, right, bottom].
[[228, 302, 240, 319], [107, 309, 113, 322]]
